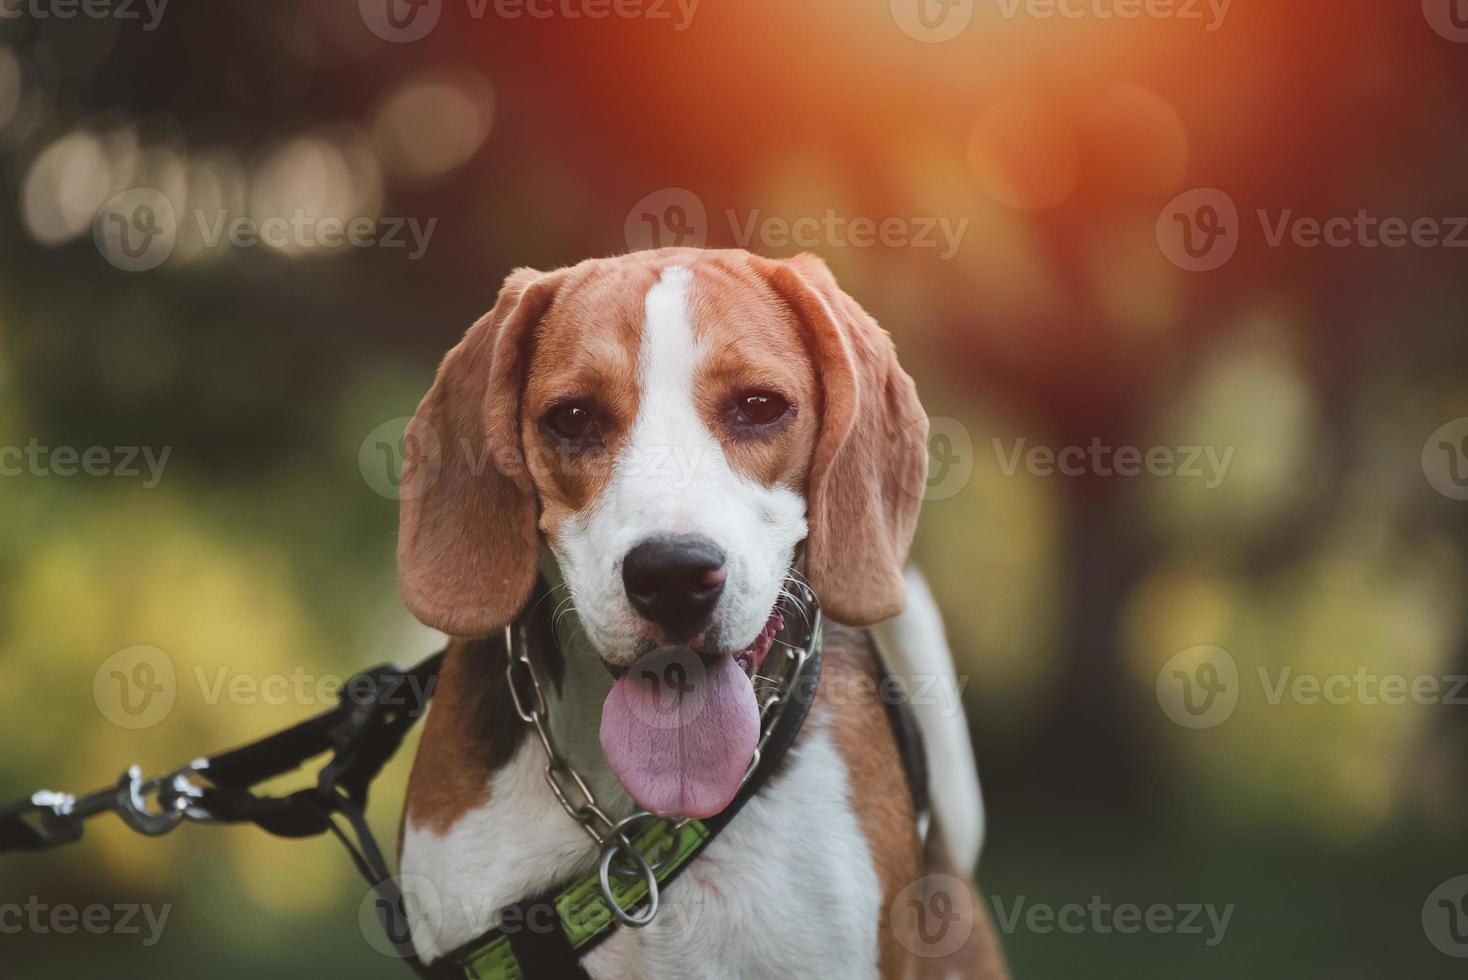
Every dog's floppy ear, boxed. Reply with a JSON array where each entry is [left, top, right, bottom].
[[397, 267, 563, 637], [757, 253, 929, 625]]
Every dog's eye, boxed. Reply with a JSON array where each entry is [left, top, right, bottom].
[[733, 390, 791, 428], [543, 401, 598, 441]]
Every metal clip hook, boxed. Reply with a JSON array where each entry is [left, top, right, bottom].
[[115, 766, 189, 836], [3, 762, 211, 849]]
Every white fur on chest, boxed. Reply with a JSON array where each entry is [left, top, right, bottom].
[[400, 713, 881, 980]]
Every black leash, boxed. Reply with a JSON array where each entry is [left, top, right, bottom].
[[1, 618, 926, 979], [0, 654, 443, 850], [0, 652, 445, 973]]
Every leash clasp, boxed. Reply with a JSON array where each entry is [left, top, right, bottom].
[[115, 765, 207, 836], [2, 763, 211, 849]]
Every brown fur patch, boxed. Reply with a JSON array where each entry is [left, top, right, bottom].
[[818, 624, 926, 977], [520, 260, 652, 535], [686, 256, 819, 491], [908, 822, 1011, 979], [397, 267, 559, 639], [400, 597, 566, 839], [819, 624, 1008, 979], [751, 253, 929, 627], [401, 636, 524, 837]]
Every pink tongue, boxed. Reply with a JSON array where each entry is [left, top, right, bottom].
[[599, 648, 759, 819]]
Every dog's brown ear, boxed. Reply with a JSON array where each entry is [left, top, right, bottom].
[[757, 253, 929, 625], [397, 267, 563, 637]]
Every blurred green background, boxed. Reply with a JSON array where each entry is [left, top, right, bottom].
[[3, 0, 1468, 976]]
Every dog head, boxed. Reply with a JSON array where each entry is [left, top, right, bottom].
[[398, 248, 928, 646], [396, 248, 927, 814]]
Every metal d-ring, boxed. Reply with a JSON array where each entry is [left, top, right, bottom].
[[597, 835, 659, 928]]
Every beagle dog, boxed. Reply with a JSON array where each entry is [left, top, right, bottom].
[[395, 248, 1007, 979]]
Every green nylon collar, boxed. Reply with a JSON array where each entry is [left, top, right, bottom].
[[456, 818, 710, 980]]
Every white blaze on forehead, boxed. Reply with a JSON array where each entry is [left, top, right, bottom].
[[627, 264, 708, 505], [550, 263, 807, 660], [641, 265, 700, 393]]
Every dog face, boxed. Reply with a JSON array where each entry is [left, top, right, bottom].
[[521, 263, 816, 663], [397, 248, 929, 652]]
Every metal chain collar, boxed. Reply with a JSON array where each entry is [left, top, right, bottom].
[[504, 581, 822, 928]]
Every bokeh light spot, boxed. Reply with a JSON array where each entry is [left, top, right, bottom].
[[372, 68, 494, 184], [249, 126, 383, 257], [967, 95, 1078, 210], [1084, 83, 1189, 197], [21, 130, 112, 246]]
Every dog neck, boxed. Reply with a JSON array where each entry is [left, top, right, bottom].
[[534, 554, 638, 822]]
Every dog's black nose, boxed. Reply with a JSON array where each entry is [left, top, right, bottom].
[[622, 535, 726, 641]]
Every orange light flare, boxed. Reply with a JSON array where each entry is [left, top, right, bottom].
[[431, 1, 1457, 408]]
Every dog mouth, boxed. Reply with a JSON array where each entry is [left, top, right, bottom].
[[601, 610, 784, 680], [732, 609, 784, 677], [597, 607, 785, 819]]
